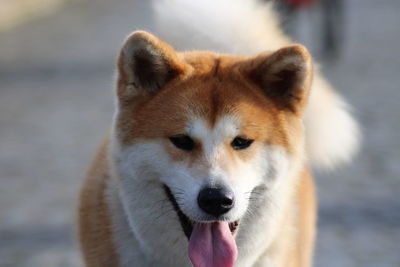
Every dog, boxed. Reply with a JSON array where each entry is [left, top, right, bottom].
[[78, 0, 360, 266]]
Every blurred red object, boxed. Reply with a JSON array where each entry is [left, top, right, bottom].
[[283, 0, 316, 7]]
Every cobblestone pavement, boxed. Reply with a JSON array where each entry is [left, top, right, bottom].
[[0, 0, 399, 266]]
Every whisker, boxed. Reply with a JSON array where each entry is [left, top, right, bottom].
[[153, 208, 176, 221]]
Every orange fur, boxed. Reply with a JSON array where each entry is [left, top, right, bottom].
[[78, 139, 119, 267], [297, 166, 317, 267], [116, 49, 309, 156]]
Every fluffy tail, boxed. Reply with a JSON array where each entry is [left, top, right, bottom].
[[152, 0, 360, 169]]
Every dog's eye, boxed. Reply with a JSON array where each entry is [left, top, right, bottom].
[[169, 134, 195, 151], [231, 137, 253, 150]]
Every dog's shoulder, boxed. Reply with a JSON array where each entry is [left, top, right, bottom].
[[78, 137, 119, 267]]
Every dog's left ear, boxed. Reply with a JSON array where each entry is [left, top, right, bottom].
[[245, 45, 313, 114], [116, 31, 189, 103]]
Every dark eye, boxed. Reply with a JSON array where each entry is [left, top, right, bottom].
[[231, 137, 253, 150], [169, 134, 195, 151]]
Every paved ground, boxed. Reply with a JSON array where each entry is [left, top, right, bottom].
[[0, 0, 399, 266]]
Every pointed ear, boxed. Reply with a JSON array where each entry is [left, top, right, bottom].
[[116, 31, 189, 102], [246, 45, 313, 113]]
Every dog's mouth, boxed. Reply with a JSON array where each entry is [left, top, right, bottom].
[[163, 185, 239, 267], [163, 185, 239, 239]]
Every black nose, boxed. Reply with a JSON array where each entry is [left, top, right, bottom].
[[197, 187, 234, 217]]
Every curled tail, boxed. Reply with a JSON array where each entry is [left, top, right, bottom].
[[152, 0, 360, 169]]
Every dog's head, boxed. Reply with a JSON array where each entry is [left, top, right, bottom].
[[111, 31, 312, 266]]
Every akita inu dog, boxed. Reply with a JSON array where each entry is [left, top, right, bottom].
[[78, 1, 360, 266]]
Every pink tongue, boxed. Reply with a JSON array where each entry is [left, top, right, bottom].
[[188, 222, 237, 267]]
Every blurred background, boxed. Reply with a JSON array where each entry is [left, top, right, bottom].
[[0, 0, 399, 266]]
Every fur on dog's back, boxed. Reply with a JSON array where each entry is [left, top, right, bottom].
[[153, 0, 360, 168]]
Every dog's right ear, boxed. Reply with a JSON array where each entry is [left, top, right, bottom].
[[116, 31, 189, 103]]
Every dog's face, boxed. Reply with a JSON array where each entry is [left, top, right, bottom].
[[111, 31, 312, 264]]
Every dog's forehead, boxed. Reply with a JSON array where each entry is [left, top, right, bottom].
[[187, 115, 239, 141], [170, 75, 275, 140]]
